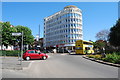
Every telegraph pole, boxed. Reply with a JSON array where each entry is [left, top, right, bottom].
[[39, 25, 40, 38], [38, 25, 40, 50]]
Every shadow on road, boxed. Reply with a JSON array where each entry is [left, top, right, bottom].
[[22, 59, 47, 61]]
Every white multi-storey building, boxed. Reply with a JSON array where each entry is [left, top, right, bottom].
[[44, 5, 83, 50]]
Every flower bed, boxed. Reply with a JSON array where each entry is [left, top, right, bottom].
[[87, 52, 120, 64]]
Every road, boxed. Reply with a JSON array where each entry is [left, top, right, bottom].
[[2, 53, 118, 78]]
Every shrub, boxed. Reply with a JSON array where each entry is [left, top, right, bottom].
[[87, 52, 120, 64], [0, 51, 2, 56], [1, 50, 21, 56], [87, 55, 101, 59], [103, 53, 120, 64]]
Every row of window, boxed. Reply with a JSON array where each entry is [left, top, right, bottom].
[[45, 8, 81, 21], [46, 39, 80, 46], [46, 36, 63, 41], [66, 18, 81, 22], [46, 34, 82, 42], [65, 34, 82, 38], [62, 13, 81, 18], [46, 13, 81, 24], [46, 36, 81, 42], [46, 18, 81, 28], [46, 29, 82, 36], [64, 8, 81, 13], [46, 23, 82, 32]]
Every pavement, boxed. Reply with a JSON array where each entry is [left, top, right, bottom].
[[1, 53, 119, 79], [1, 56, 31, 70], [1, 52, 120, 71], [2, 53, 118, 78], [1, 53, 55, 70]]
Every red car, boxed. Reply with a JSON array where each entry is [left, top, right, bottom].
[[23, 50, 48, 60]]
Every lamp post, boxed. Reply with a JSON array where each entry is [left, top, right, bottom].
[[63, 40, 64, 53]]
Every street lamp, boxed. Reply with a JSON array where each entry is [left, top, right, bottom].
[[63, 40, 64, 53]]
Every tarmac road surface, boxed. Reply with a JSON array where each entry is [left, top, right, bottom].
[[2, 53, 118, 78]]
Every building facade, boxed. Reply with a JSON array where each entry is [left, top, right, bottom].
[[33, 38, 44, 51], [44, 5, 83, 50]]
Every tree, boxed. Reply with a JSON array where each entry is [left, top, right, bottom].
[[1, 22, 34, 50], [15, 25, 34, 50], [1, 22, 17, 48], [93, 40, 106, 53], [96, 29, 109, 41], [0, 22, 2, 48], [109, 19, 120, 50]]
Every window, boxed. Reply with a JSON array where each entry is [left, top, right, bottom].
[[85, 47, 90, 50], [76, 47, 83, 50], [72, 13, 74, 17], [69, 40, 71, 43], [74, 19, 75, 21], [66, 30, 67, 32], [68, 19, 70, 22], [36, 51, 41, 54], [66, 19, 67, 22], [83, 42, 93, 45], [68, 13, 70, 17], [28, 51, 35, 53], [66, 25, 67, 27]]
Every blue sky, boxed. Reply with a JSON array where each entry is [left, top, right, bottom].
[[2, 2, 118, 41]]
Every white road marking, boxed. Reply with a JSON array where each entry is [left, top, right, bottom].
[[61, 54, 67, 55], [48, 55, 50, 58], [23, 61, 34, 70]]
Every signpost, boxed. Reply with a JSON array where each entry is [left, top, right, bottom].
[[12, 33, 22, 36], [12, 32, 23, 65]]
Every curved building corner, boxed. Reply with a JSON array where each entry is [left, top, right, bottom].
[[44, 5, 83, 51]]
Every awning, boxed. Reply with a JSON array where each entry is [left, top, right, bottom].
[[64, 44, 75, 47]]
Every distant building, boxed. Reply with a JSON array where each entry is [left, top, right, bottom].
[[10, 25, 14, 27], [33, 38, 44, 51], [44, 5, 83, 50]]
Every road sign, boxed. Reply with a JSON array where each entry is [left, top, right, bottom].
[[12, 33, 22, 36]]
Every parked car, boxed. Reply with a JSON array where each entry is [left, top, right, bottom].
[[23, 50, 48, 60]]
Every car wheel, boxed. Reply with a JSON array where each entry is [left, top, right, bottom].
[[26, 56, 30, 61], [42, 56, 47, 60]]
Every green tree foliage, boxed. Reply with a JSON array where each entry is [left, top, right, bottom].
[[0, 22, 2, 43], [93, 40, 106, 49], [1, 22, 34, 49], [15, 25, 34, 46], [1, 22, 17, 48], [93, 40, 106, 53], [109, 19, 120, 47]]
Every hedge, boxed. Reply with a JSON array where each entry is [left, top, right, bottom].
[[0, 50, 21, 56]]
